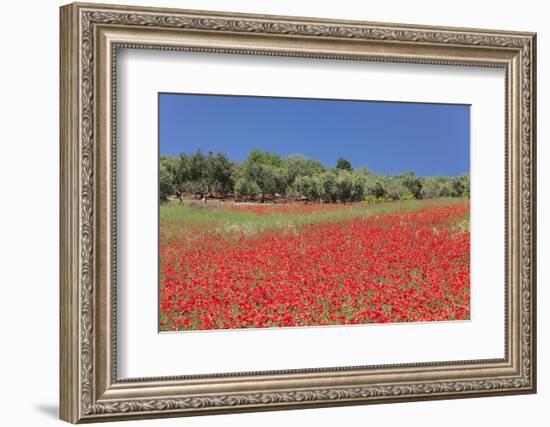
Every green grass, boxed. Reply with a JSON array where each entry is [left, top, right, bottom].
[[160, 198, 468, 236]]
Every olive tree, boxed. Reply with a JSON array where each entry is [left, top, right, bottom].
[[291, 175, 322, 203], [159, 162, 174, 202], [336, 157, 353, 171]]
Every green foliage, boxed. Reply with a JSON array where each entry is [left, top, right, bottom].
[[173, 150, 235, 197], [350, 172, 366, 202], [208, 152, 234, 195], [401, 172, 423, 199], [420, 176, 468, 199], [234, 176, 261, 199], [159, 149, 470, 204], [240, 162, 284, 201], [283, 155, 326, 187], [318, 171, 338, 203], [367, 181, 387, 199], [335, 170, 353, 202], [291, 175, 321, 202], [400, 192, 415, 201], [458, 173, 470, 198], [336, 157, 353, 171], [161, 156, 179, 177], [159, 161, 174, 201], [246, 149, 283, 168]]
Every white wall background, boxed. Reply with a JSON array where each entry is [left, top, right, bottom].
[[0, 0, 545, 426]]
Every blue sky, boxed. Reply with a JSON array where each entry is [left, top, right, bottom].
[[159, 93, 470, 176]]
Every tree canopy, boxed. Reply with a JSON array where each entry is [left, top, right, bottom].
[[160, 149, 469, 203], [336, 157, 353, 171]]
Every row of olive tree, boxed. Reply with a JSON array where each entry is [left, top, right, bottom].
[[160, 149, 470, 203]]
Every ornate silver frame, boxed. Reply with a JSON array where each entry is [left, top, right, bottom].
[[60, 2, 536, 423]]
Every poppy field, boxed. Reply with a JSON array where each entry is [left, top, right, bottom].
[[159, 199, 470, 332]]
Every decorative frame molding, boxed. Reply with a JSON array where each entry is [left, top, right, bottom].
[[60, 2, 536, 423]]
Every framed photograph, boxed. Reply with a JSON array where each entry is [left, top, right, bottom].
[[60, 2, 537, 423]]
